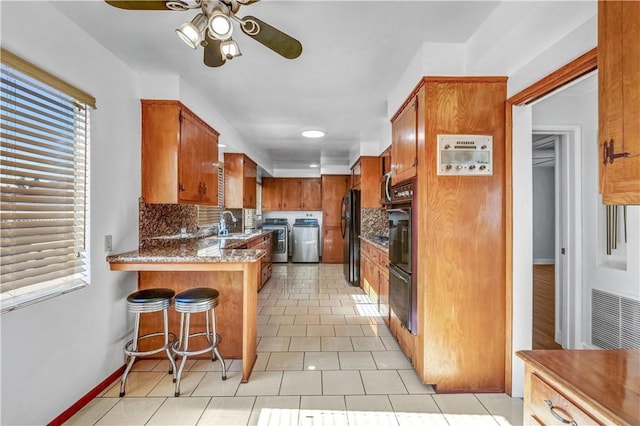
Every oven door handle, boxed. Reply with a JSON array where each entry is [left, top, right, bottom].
[[388, 264, 409, 283]]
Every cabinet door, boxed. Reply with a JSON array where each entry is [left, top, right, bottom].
[[360, 156, 382, 208], [281, 179, 302, 210], [351, 159, 362, 189], [262, 178, 282, 210], [379, 267, 389, 325], [199, 125, 219, 205], [178, 109, 205, 203], [321, 175, 349, 226], [243, 158, 257, 208], [322, 226, 344, 263], [598, 1, 640, 204], [391, 97, 418, 184], [301, 178, 322, 210]]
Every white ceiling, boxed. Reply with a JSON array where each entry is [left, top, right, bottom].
[[52, 0, 503, 173]]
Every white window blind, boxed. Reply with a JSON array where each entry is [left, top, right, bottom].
[[197, 165, 223, 227], [1, 60, 91, 313]]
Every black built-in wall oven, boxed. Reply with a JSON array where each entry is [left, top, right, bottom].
[[387, 180, 416, 335]]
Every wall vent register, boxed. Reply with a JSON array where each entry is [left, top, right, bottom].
[[437, 134, 493, 176]]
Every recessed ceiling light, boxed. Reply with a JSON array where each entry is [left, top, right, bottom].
[[302, 130, 325, 138], [309, 164, 319, 168]]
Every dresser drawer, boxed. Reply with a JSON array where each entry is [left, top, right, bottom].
[[529, 373, 600, 426]]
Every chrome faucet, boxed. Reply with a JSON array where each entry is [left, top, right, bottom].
[[219, 210, 238, 235]]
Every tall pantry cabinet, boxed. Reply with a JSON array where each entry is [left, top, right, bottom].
[[391, 77, 507, 392]]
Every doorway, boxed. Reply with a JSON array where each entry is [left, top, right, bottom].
[[531, 133, 563, 349]]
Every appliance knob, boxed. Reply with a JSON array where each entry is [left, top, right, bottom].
[[444, 144, 451, 149], [481, 145, 487, 150], [479, 165, 486, 171], [445, 164, 452, 170], [456, 165, 463, 170], [469, 165, 476, 170]]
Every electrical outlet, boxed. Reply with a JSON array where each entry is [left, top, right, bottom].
[[105, 235, 113, 252]]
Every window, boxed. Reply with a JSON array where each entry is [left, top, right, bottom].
[[1, 49, 95, 313], [197, 165, 223, 227]]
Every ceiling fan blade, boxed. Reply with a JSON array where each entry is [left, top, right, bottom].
[[240, 16, 302, 60], [236, 0, 261, 5], [203, 35, 226, 68], [105, 1, 171, 10]]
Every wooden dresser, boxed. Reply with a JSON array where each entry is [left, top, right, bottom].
[[517, 350, 640, 425]]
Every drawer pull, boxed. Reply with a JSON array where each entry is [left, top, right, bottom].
[[544, 400, 577, 425]]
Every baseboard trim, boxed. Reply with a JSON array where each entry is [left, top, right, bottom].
[[48, 365, 124, 426]]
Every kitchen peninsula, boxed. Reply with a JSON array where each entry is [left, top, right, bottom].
[[107, 232, 269, 383]]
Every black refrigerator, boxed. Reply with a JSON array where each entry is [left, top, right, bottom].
[[341, 189, 361, 286]]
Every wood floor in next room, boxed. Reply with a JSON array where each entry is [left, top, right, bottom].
[[65, 263, 523, 426]]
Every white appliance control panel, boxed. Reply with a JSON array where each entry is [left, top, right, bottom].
[[437, 134, 493, 176]]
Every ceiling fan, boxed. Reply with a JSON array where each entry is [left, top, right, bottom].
[[105, 0, 303, 67]]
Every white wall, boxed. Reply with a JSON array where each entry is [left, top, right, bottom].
[[1, 2, 141, 424], [533, 78, 640, 349], [533, 166, 556, 263]]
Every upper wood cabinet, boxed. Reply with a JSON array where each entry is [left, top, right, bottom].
[[262, 178, 282, 210], [142, 100, 219, 205], [351, 156, 382, 208], [598, 1, 640, 204], [380, 146, 392, 175], [281, 179, 302, 210], [262, 178, 322, 211], [391, 96, 418, 185], [224, 153, 257, 209], [301, 178, 322, 210], [351, 160, 361, 188]]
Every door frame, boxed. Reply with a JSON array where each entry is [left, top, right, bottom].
[[505, 48, 597, 395], [531, 125, 584, 349]]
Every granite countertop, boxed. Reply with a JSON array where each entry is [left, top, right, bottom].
[[360, 235, 389, 252], [107, 230, 271, 264]]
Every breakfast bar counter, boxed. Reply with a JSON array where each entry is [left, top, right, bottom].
[[107, 235, 267, 383]]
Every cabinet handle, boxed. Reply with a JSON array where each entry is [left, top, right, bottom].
[[202, 183, 207, 194], [603, 139, 630, 165], [544, 400, 577, 425]]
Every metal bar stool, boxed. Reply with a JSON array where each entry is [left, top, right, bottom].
[[173, 287, 227, 397], [119, 288, 177, 397]]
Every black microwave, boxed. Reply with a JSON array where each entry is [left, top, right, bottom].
[[380, 172, 392, 205]]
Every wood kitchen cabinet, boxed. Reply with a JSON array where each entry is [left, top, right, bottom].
[[247, 232, 272, 290], [393, 77, 507, 392], [351, 156, 382, 208], [517, 350, 639, 426], [262, 178, 322, 211], [142, 100, 219, 205], [360, 240, 389, 326], [262, 178, 282, 210], [301, 178, 322, 210], [598, 0, 640, 204], [380, 146, 392, 175], [321, 174, 349, 263], [391, 95, 418, 185], [224, 153, 257, 209]]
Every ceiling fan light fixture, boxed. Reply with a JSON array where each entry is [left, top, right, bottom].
[[176, 13, 207, 49], [221, 39, 242, 59], [302, 130, 325, 138], [208, 10, 233, 40]]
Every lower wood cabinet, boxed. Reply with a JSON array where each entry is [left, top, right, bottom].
[[518, 350, 639, 426], [321, 226, 343, 263], [247, 232, 273, 291], [360, 240, 390, 326]]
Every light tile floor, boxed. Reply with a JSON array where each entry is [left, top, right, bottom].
[[65, 263, 523, 426]]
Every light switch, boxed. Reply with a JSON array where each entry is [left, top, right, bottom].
[[105, 235, 113, 252]]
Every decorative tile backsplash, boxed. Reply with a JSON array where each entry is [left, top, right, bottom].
[[139, 198, 198, 243], [361, 208, 388, 239]]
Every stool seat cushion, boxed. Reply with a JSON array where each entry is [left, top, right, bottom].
[[127, 288, 175, 303], [175, 287, 219, 303]]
